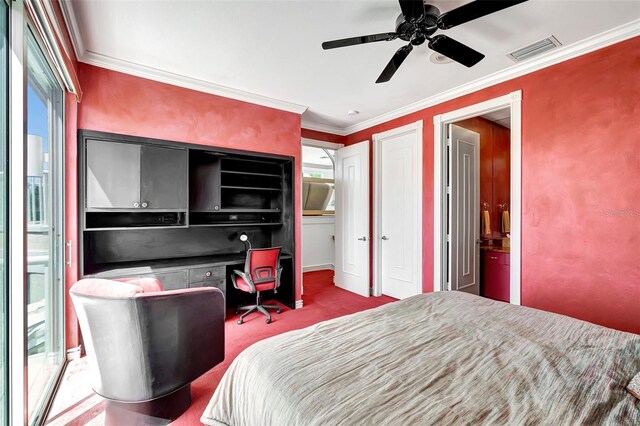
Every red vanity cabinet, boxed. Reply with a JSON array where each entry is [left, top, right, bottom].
[[481, 250, 510, 302]]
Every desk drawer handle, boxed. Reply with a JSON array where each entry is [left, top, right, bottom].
[[490, 256, 498, 260], [205, 271, 212, 277]]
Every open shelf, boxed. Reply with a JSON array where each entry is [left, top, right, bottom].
[[221, 157, 282, 175], [85, 211, 187, 230], [221, 170, 280, 178], [190, 211, 282, 227], [189, 222, 283, 228], [190, 208, 281, 213], [221, 185, 281, 191]]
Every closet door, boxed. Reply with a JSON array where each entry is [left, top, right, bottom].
[[140, 145, 187, 210], [86, 140, 141, 209], [449, 124, 480, 296]]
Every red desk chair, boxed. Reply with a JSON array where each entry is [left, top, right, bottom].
[[231, 247, 283, 324]]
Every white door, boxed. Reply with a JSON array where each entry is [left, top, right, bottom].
[[334, 141, 370, 297], [377, 123, 422, 299], [449, 124, 480, 295]]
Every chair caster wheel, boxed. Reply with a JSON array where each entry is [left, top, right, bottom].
[[237, 320, 243, 325], [265, 318, 271, 324], [276, 308, 282, 314]]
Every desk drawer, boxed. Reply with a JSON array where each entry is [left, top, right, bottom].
[[188, 266, 226, 284]]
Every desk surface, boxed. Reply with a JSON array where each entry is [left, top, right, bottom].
[[87, 252, 293, 278]]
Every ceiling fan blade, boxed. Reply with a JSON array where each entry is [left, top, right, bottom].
[[437, 0, 528, 30], [376, 43, 413, 84], [322, 33, 397, 50], [398, 0, 425, 22], [428, 34, 484, 67]]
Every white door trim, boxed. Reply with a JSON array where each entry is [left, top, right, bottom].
[[372, 120, 423, 297], [433, 91, 522, 305], [301, 137, 344, 150]]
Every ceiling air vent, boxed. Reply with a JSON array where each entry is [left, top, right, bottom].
[[507, 36, 562, 62]]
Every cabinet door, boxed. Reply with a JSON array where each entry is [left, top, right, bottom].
[[482, 251, 510, 302], [86, 140, 141, 209], [140, 145, 187, 209]]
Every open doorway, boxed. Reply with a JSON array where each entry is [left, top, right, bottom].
[[300, 139, 342, 276], [452, 109, 511, 302], [301, 137, 371, 298], [433, 91, 522, 305]]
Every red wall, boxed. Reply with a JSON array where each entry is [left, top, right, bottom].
[[344, 37, 640, 334], [68, 64, 303, 343], [65, 93, 80, 348]]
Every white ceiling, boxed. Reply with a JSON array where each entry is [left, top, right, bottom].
[[481, 108, 511, 128], [65, 1, 640, 133]]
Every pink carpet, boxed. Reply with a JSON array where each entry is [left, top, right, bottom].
[[171, 270, 395, 425]]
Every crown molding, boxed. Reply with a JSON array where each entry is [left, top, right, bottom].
[[59, 1, 308, 115], [301, 121, 348, 136], [339, 19, 640, 135], [59, 0, 638, 133], [80, 50, 308, 114]]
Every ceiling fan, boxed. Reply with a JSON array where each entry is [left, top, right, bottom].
[[321, 0, 528, 83]]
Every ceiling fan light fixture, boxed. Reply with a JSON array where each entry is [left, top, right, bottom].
[[429, 52, 453, 64], [321, 0, 530, 82]]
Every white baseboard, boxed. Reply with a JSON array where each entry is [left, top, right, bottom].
[[295, 300, 303, 309], [302, 264, 335, 272]]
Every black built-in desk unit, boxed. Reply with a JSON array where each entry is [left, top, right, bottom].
[[79, 130, 296, 309]]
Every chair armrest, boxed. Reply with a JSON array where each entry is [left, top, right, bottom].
[[231, 270, 256, 293]]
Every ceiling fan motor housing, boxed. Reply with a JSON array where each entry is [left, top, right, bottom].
[[395, 4, 440, 45]]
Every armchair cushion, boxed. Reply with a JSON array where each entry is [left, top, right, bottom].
[[70, 278, 143, 298], [116, 277, 163, 293]]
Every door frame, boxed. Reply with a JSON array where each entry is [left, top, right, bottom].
[[372, 120, 423, 297], [300, 137, 343, 300], [433, 91, 522, 304]]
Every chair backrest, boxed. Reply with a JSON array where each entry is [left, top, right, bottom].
[[245, 247, 282, 284], [70, 278, 225, 402]]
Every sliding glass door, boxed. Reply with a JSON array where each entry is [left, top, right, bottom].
[[0, 2, 8, 425], [25, 30, 64, 424]]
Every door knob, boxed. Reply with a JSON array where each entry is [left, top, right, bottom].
[[381, 236, 389, 240], [133, 202, 140, 208], [357, 237, 367, 241], [141, 202, 148, 208]]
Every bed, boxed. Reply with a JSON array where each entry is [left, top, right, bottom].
[[201, 291, 640, 425]]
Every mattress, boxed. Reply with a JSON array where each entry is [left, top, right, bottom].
[[202, 291, 640, 425]]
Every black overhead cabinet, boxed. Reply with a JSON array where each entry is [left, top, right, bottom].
[[78, 130, 296, 309], [86, 139, 188, 210]]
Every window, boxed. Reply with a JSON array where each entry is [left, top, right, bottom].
[[25, 30, 64, 425], [302, 145, 335, 214]]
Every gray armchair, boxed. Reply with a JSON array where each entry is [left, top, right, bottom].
[[70, 277, 225, 425]]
